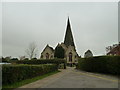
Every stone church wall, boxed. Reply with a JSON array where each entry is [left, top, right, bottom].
[[41, 47, 54, 59]]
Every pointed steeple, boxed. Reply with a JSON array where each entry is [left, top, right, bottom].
[[64, 17, 75, 47]]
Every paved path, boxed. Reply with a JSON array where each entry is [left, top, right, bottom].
[[17, 67, 119, 88]]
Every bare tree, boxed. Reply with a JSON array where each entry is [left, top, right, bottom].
[[25, 42, 38, 60], [106, 46, 112, 53]]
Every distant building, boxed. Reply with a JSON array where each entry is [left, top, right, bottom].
[[107, 42, 120, 56], [40, 17, 79, 65], [84, 50, 93, 58], [41, 44, 54, 59]]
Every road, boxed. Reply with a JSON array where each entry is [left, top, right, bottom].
[[18, 67, 119, 88]]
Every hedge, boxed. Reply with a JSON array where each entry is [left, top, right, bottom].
[[2, 64, 58, 85], [16, 59, 65, 64], [76, 56, 120, 75], [16, 59, 66, 69]]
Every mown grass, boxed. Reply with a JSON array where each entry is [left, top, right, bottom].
[[2, 70, 60, 90]]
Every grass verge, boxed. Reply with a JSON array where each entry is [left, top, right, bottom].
[[2, 70, 60, 89]]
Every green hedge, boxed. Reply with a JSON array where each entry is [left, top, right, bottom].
[[77, 56, 120, 75], [16, 59, 66, 69], [2, 64, 58, 85], [16, 59, 65, 64]]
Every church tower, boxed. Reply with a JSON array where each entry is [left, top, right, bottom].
[[64, 17, 75, 47]]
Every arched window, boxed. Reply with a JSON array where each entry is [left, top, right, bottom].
[[46, 53, 49, 59], [69, 52, 72, 62]]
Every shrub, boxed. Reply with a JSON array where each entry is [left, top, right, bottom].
[[54, 45, 65, 59], [23, 58, 29, 60], [31, 58, 37, 60], [106, 56, 120, 74], [2, 64, 58, 85], [2, 57, 9, 63], [16, 59, 66, 69], [11, 58, 18, 61], [77, 56, 120, 75], [16, 59, 65, 64]]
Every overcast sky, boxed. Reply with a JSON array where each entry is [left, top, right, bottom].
[[2, 2, 118, 58]]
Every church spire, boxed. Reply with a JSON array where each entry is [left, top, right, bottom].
[[64, 17, 75, 47]]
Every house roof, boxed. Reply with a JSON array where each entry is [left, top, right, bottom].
[[107, 44, 120, 55]]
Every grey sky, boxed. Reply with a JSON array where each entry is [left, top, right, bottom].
[[2, 2, 118, 58]]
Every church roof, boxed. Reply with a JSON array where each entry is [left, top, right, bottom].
[[41, 44, 54, 54], [64, 17, 75, 47], [49, 46, 54, 52]]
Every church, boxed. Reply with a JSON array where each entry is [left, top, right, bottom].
[[40, 17, 79, 65]]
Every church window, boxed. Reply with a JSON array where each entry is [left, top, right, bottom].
[[46, 53, 49, 59], [69, 52, 72, 62]]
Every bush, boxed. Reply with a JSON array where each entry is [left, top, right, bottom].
[[77, 56, 120, 75], [11, 58, 18, 61], [16, 59, 66, 69], [23, 58, 29, 60], [106, 56, 120, 74], [54, 45, 65, 59], [2, 64, 58, 85], [2, 57, 9, 63], [16, 59, 65, 64], [31, 58, 37, 60]]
